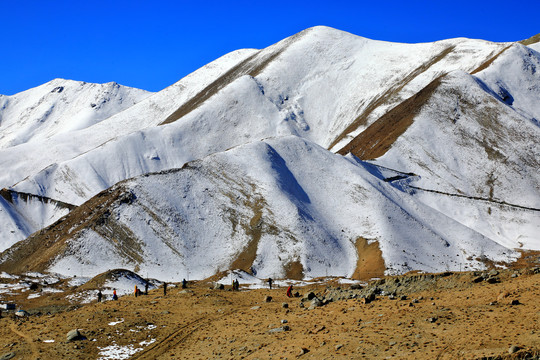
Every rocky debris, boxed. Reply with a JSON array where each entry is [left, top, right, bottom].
[[0, 352, 15, 360], [309, 298, 323, 309], [281, 319, 288, 324], [510, 299, 521, 306], [265, 296, 272, 303], [427, 317, 438, 323], [282, 302, 289, 308], [335, 344, 344, 350], [303, 292, 316, 301], [486, 277, 499, 284], [251, 306, 260, 310], [66, 329, 85, 341], [298, 347, 309, 356], [268, 325, 290, 333], [350, 284, 362, 290], [509, 345, 520, 354]]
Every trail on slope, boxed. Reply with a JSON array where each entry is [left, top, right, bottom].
[[9, 321, 38, 359]]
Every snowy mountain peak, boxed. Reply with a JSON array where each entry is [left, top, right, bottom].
[[0, 79, 152, 149], [0, 27, 538, 281]]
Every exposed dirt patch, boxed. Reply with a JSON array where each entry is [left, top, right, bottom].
[[284, 260, 304, 280], [337, 76, 443, 159], [352, 237, 385, 280], [329, 45, 455, 150], [471, 45, 512, 74], [519, 33, 540, 46]]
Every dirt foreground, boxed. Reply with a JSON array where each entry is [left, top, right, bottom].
[[0, 268, 539, 360]]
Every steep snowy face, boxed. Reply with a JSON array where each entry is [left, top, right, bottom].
[[0, 136, 515, 280], [475, 44, 540, 123], [0, 189, 73, 251], [0, 79, 152, 149], [341, 69, 540, 251]]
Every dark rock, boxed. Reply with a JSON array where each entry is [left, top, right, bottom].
[[282, 302, 289, 308], [0, 352, 15, 360], [350, 284, 362, 290], [265, 296, 272, 303], [510, 299, 521, 306], [299, 347, 309, 356], [508, 345, 519, 354], [304, 292, 316, 301], [268, 325, 290, 333], [472, 276, 484, 283], [213, 283, 224, 290]]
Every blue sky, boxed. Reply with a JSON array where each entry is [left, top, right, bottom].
[[2, 0, 539, 95]]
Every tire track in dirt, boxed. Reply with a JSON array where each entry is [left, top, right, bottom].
[[131, 310, 235, 359], [9, 321, 38, 359]]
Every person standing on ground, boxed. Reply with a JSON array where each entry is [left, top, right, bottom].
[[97, 290, 102, 302], [182, 279, 187, 289], [145, 282, 149, 295], [112, 289, 118, 301], [268, 278, 273, 290], [163, 282, 167, 296], [134, 285, 139, 297], [286, 285, 293, 298]]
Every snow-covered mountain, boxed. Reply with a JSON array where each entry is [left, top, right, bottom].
[[0, 26, 538, 280], [4, 27, 513, 206], [0, 136, 516, 281], [0, 79, 152, 149]]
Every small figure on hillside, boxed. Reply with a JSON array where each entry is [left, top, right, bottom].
[[112, 289, 118, 301], [286, 285, 293, 298], [182, 278, 187, 289], [268, 278, 273, 290], [134, 285, 139, 297], [145, 282, 149, 295], [97, 290, 102, 303], [233, 279, 240, 291], [163, 282, 167, 296]]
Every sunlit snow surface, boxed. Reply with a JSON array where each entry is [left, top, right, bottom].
[[0, 27, 538, 281]]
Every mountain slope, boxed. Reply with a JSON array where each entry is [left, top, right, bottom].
[[7, 27, 514, 206], [337, 45, 540, 251], [0, 79, 152, 149], [0, 136, 515, 280], [0, 48, 258, 191]]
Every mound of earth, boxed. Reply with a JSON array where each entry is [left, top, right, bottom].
[[0, 264, 538, 359]]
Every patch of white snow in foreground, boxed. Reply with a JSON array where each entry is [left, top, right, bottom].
[[97, 339, 156, 360]]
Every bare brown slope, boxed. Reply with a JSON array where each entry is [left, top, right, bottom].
[[337, 76, 443, 160], [0, 185, 142, 274], [519, 33, 540, 46], [160, 29, 311, 126], [328, 45, 455, 150]]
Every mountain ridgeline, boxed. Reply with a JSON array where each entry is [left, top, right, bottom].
[[0, 26, 538, 281]]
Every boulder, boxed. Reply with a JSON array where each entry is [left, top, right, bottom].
[[213, 283, 224, 290], [66, 329, 85, 342]]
